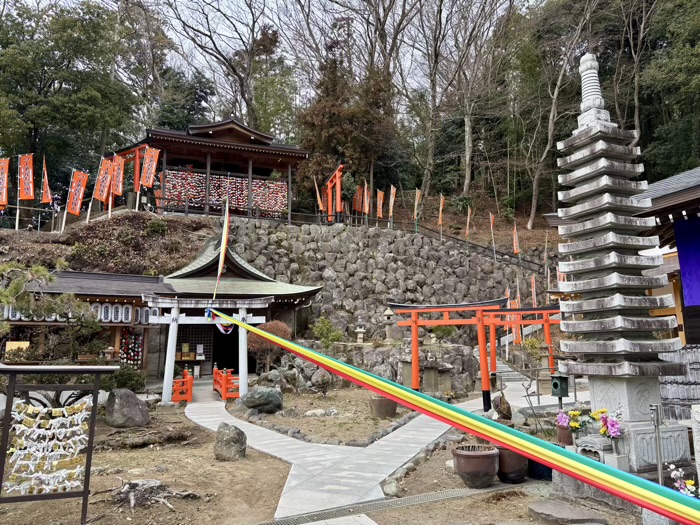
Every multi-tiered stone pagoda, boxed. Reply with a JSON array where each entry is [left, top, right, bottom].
[[557, 53, 690, 473]]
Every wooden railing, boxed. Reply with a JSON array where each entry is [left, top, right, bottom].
[[172, 368, 194, 403], [213, 365, 240, 400]]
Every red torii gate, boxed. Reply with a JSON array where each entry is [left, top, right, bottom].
[[392, 300, 560, 412], [324, 164, 344, 223]]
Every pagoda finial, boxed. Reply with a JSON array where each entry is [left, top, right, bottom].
[[575, 53, 612, 130]]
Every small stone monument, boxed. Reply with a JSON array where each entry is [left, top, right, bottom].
[[556, 53, 690, 473]]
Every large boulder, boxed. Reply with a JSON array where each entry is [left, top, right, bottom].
[[214, 422, 247, 461], [241, 386, 283, 413], [105, 388, 151, 428], [311, 368, 332, 391]]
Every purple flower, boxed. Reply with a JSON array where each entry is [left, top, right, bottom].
[[607, 417, 622, 438], [557, 411, 570, 427]]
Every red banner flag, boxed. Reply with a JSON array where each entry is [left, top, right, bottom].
[[531, 274, 537, 308], [18, 154, 34, 200], [513, 222, 520, 255], [94, 158, 113, 203], [140, 147, 160, 188], [465, 206, 472, 238], [41, 157, 52, 204], [0, 158, 9, 206], [438, 193, 445, 226], [388, 185, 396, 218], [377, 190, 384, 218], [413, 189, 421, 219], [111, 155, 125, 196], [66, 171, 89, 216]]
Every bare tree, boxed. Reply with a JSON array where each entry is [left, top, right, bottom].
[[165, 0, 268, 128], [524, 0, 599, 230]]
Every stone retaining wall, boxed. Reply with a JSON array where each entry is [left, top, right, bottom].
[[231, 219, 550, 340]]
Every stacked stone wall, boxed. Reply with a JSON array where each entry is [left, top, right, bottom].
[[231, 219, 549, 340]]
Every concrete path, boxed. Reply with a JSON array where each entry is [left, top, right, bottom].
[[185, 361, 589, 524]]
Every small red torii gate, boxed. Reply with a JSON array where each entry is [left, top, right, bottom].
[[392, 300, 560, 412], [323, 164, 344, 223]]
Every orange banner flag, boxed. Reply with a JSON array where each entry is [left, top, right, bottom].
[[94, 158, 113, 203], [465, 206, 472, 238], [18, 154, 34, 200], [111, 155, 125, 196], [377, 190, 384, 218], [513, 222, 520, 255], [66, 171, 89, 216], [413, 189, 421, 219], [363, 179, 370, 215], [314, 176, 324, 212], [531, 274, 537, 308], [0, 158, 9, 206], [438, 193, 445, 226], [41, 157, 52, 204], [140, 147, 160, 188], [388, 185, 396, 218]]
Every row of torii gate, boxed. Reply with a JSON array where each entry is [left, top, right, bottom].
[[391, 299, 561, 412]]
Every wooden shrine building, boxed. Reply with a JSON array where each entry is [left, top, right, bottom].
[[0, 237, 321, 385], [112, 119, 309, 219]]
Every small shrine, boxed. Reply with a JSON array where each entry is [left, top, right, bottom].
[[112, 118, 309, 218]]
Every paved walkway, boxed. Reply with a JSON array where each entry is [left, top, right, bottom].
[[185, 362, 589, 524]]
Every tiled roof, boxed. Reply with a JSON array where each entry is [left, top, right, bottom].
[[639, 167, 700, 200]]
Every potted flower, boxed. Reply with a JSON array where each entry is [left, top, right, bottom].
[[599, 410, 623, 454], [556, 411, 573, 446]]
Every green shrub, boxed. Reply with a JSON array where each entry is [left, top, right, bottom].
[[451, 195, 474, 214], [312, 317, 344, 349], [432, 325, 456, 340], [146, 219, 167, 236], [101, 365, 146, 392]]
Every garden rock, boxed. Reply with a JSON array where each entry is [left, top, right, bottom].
[[241, 386, 283, 413], [304, 409, 326, 417], [383, 479, 403, 498], [311, 368, 332, 391], [105, 388, 151, 428], [214, 423, 247, 461]]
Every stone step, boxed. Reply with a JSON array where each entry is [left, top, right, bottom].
[[528, 498, 608, 525]]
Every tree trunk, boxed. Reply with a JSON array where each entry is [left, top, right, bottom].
[[419, 124, 435, 219], [463, 111, 473, 195]]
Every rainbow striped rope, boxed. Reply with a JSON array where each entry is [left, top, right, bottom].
[[208, 309, 700, 524]]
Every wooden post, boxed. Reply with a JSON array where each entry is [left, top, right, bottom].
[[162, 149, 168, 207], [247, 159, 253, 217], [287, 164, 292, 225], [489, 321, 497, 374], [544, 313, 555, 374], [411, 311, 420, 390], [335, 169, 342, 223], [205, 153, 211, 216], [134, 147, 141, 211], [477, 310, 491, 412]]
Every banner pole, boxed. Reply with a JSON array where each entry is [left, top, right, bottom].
[[61, 207, 67, 233], [108, 191, 113, 219], [15, 160, 19, 230], [85, 198, 93, 224]]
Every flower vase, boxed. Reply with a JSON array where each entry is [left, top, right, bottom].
[[571, 432, 577, 449], [611, 438, 620, 455], [556, 426, 573, 446]]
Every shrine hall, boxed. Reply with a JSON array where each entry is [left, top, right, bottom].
[[111, 119, 309, 220]]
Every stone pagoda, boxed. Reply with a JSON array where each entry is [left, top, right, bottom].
[[556, 53, 690, 473]]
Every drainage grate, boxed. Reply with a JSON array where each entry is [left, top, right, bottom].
[[256, 483, 538, 525]]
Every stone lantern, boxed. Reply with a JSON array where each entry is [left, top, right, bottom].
[[556, 53, 690, 473], [355, 318, 367, 344], [383, 307, 396, 341]]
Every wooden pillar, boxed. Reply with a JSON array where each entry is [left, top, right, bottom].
[[134, 148, 142, 211], [411, 311, 420, 390], [335, 170, 342, 223], [247, 158, 253, 217], [544, 313, 555, 374], [162, 149, 168, 203], [326, 180, 333, 224], [161, 305, 180, 404], [205, 153, 211, 216], [489, 320, 497, 374], [477, 310, 491, 412], [287, 164, 292, 225]]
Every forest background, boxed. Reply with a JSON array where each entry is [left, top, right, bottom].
[[0, 0, 698, 228]]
